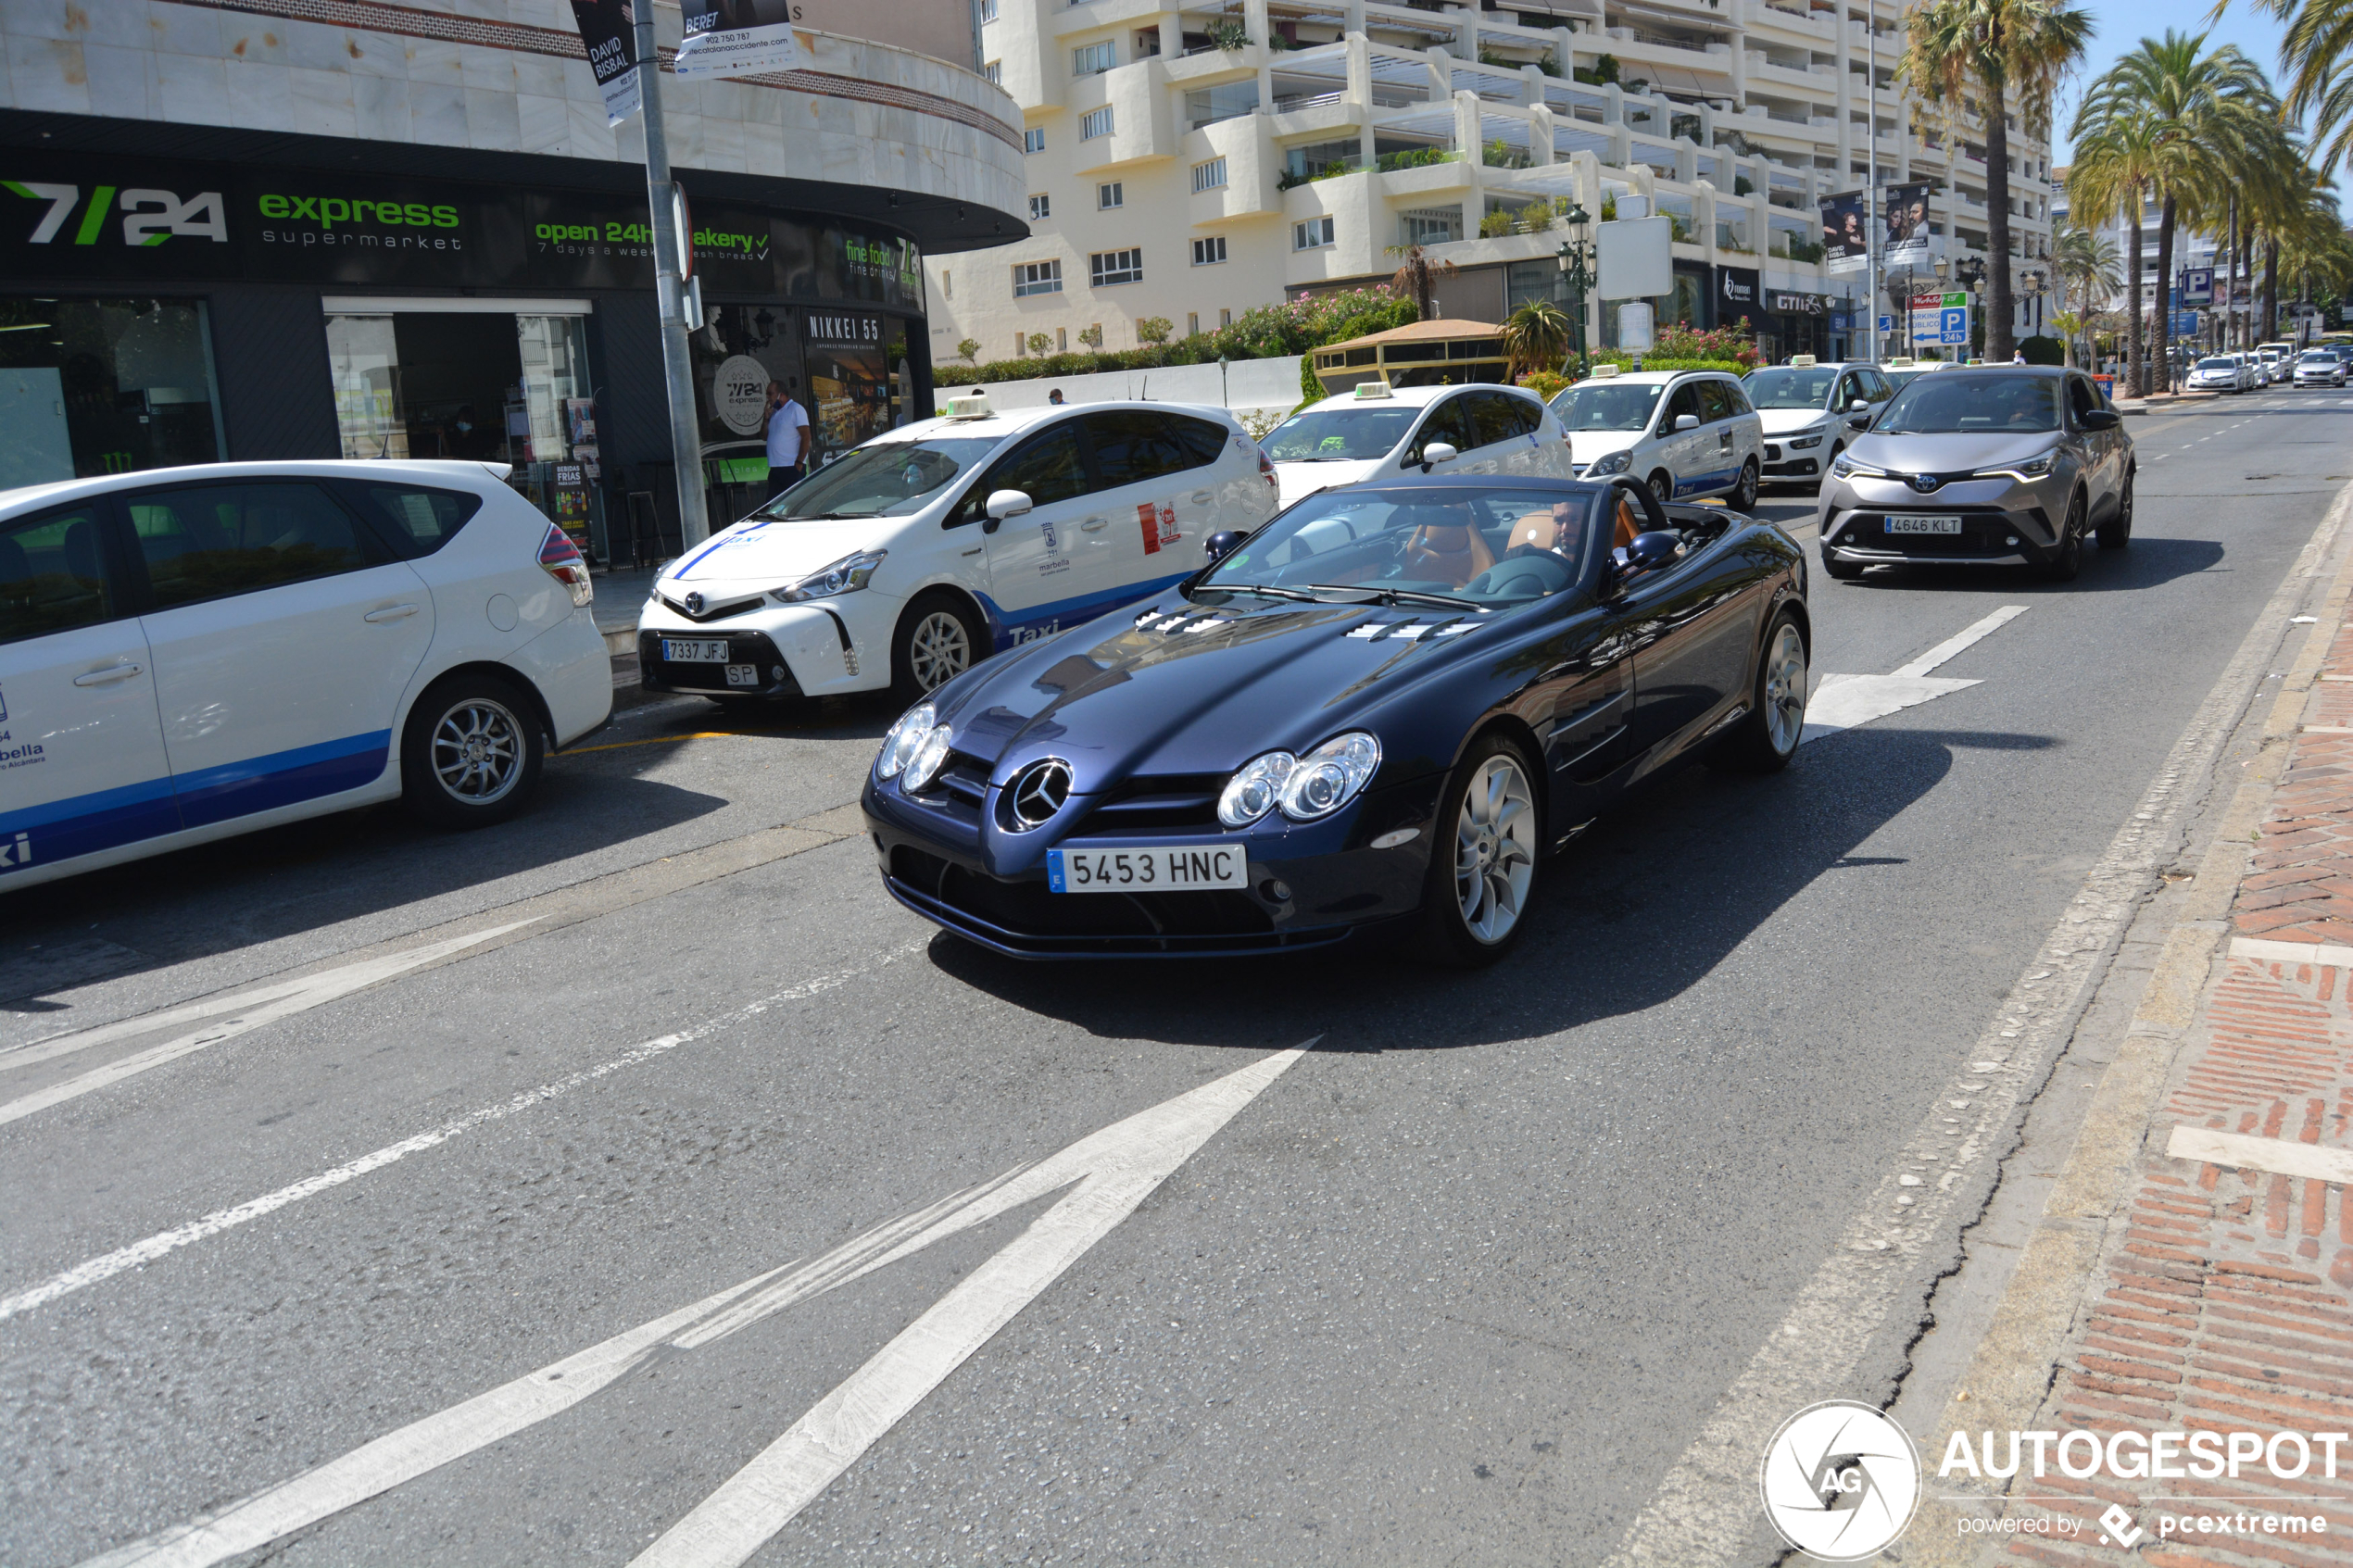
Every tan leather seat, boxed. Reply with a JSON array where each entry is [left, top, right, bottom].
[[1404, 523, 1496, 587], [1506, 512, 1559, 553], [1611, 494, 1642, 550]]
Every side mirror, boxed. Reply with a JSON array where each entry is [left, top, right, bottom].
[[1845, 413, 1872, 431], [1848, 397, 1869, 412], [1420, 441, 1458, 470], [1672, 414, 1700, 433], [983, 488, 1033, 533], [2080, 408, 2121, 431], [1204, 529, 1247, 565]]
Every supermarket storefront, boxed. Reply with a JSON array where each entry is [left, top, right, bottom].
[[0, 150, 932, 562]]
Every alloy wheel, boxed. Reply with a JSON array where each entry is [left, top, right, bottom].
[[429, 698, 525, 805], [1763, 621, 1807, 755], [909, 611, 972, 691], [1453, 754, 1537, 944]]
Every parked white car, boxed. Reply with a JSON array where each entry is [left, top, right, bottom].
[[1547, 368, 1767, 508], [1258, 382, 1575, 511], [1741, 357, 1897, 489], [638, 397, 1277, 705], [1, 460, 611, 892]]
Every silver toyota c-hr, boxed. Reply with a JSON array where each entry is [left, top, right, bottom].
[[1817, 366, 2134, 583]]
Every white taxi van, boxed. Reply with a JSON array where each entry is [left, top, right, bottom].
[[0, 460, 612, 892], [1547, 367, 1766, 508], [1257, 382, 1576, 510], [637, 395, 1277, 705]]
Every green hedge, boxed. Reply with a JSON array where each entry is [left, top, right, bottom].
[[2018, 334, 2064, 366]]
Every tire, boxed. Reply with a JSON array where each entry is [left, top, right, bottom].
[[1648, 470, 1675, 508], [400, 672, 546, 829], [1414, 732, 1543, 969], [890, 590, 988, 705], [1820, 547, 1864, 582], [1710, 610, 1808, 773], [1729, 458, 1759, 511], [2096, 467, 2134, 549], [2041, 492, 2086, 583]]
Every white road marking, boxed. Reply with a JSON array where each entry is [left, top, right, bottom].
[[74, 1043, 1313, 1568], [2167, 1125, 2353, 1185], [0, 949, 919, 1324], [0, 921, 543, 1126], [1800, 607, 2029, 744]]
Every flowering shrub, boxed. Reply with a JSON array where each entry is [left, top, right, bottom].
[[1653, 320, 1762, 370], [1516, 369, 1571, 400]]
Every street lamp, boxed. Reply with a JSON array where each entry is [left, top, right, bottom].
[[1555, 199, 1595, 379]]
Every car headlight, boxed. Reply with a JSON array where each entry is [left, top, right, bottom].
[[1586, 449, 1633, 476], [902, 722, 955, 792], [875, 702, 935, 780], [1277, 732, 1382, 822], [1787, 428, 1825, 450], [772, 549, 886, 605], [1830, 453, 1886, 480], [1975, 449, 2057, 480], [1217, 751, 1297, 828]]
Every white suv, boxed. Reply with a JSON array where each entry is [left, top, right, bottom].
[[1, 460, 612, 892], [638, 397, 1277, 705], [1741, 358, 1896, 488], [1259, 382, 1574, 510], [1548, 368, 1767, 508]]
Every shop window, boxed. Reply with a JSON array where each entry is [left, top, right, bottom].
[[0, 297, 223, 489]]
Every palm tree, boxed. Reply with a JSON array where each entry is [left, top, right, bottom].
[[1499, 300, 1572, 379], [1899, 0, 2095, 362], [1384, 245, 1459, 320], [2231, 0, 2353, 177], [2067, 113, 2158, 392], [2073, 33, 2274, 384], [2049, 222, 2121, 365]]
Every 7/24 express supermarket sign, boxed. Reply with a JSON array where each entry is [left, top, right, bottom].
[[0, 153, 923, 308]]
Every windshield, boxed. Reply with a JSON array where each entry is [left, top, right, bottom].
[[1549, 383, 1664, 433], [1262, 407, 1421, 462], [752, 437, 1000, 520], [1198, 485, 1601, 608], [2301, 351, 2334, 362], [1743, 367, 1841, 410], [2197, 358, 2236, 371], [1873, 374, 2061, 435]]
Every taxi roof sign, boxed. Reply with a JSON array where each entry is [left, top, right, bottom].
[[1352, 380, 1395, 398]]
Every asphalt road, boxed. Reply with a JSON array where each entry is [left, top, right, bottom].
[[6, 388, 2352, 1568]]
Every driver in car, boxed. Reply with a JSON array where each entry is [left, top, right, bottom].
[[1504, 499, 1592, 559]]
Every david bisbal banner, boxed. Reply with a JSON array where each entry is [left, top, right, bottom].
[[567, 0, 643, 126], [674, 0, 806, 79]]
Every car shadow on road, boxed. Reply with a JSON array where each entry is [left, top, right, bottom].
[[1826, 535, 2225, 595], [925, 725, 2057, 1053]]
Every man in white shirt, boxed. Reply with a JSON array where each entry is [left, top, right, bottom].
[[764, 378, 812, 494]]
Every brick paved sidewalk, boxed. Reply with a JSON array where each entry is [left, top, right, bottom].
[[1989, 629, 2353, 1564]]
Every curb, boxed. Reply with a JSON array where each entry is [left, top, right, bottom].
[[1895, 476, 2353, 1564]]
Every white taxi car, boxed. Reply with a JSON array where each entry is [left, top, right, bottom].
[[1258, 382, 1574, 510], [1546, 367, 1766, 508], [1, 460, 612, 893], [1741, 357, 1896, 488], [638, 396, 1277, 705]]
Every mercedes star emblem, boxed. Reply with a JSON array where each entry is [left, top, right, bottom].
[[1008, 759, 1073, 830]]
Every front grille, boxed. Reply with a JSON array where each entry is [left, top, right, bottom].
[[1843, 508, 2046, 558], [887, 845, 1277, 946], [638, 630, 801, 696], [930, 751, 992, 811], [1064, 772, 1226, 836], [657, 591, 767, 622]]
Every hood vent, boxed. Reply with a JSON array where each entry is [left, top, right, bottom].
[[1347, 617, 1477, 643]]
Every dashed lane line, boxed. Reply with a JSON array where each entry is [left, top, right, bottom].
[[74, 1042, 1315, 1568], [0, 945, 924, 1324]]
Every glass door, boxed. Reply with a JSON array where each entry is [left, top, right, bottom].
[[326, 315, 405, 459], [515, 314, 598, 555]]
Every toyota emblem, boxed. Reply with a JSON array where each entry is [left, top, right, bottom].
[[685, 590, 706, 615], [1008, 759, 1073, 830], [1908, 473, 1942, 494]]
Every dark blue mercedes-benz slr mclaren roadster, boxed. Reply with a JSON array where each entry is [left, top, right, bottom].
[[861, 475, 1809, 965]]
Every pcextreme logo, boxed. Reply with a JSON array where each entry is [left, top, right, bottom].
[[6, 182, 226, 246]]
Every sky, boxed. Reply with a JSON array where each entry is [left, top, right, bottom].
[[2048, 0, 2291, 162]]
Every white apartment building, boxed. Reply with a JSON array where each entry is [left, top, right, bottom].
[[927, 0, 2057, 370]]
